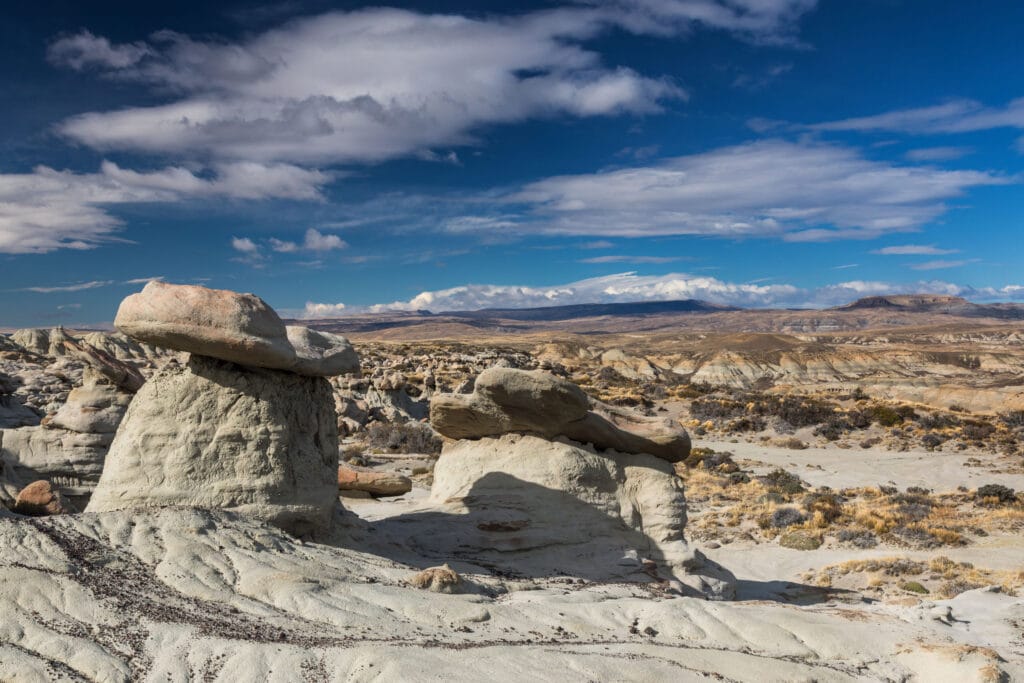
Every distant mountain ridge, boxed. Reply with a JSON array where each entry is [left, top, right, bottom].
[[834, 295, 1024, 319], [440, 299, 738, 321]]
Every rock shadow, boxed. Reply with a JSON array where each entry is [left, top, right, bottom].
[[330, 471, 735, 591]]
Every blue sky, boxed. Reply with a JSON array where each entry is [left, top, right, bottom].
[[2, 0, 1024, 326]]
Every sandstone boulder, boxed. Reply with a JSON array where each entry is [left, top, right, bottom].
[[86, 355, 339, 536], [114, 281, 296, 371], [287, 326, 360, 377], [430, 368, 689, 462], [13, 480, 71, 516], [338, 465, 412, 496]]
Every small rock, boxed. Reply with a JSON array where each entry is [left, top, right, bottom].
[[13, 480, 71, 516], [337, 465, 412, 497], [409, 564, 461, 593]]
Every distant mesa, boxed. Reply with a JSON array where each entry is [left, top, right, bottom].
[[442, 299, 738, 321]]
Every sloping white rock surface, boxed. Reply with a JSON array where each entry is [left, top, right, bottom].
[[0, 508, 1018, 682]]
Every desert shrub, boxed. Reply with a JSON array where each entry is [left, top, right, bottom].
[[762, 468, 805, 495], [724, 416, 765, 432], [753, 395, 836, 428], [870, 405, 904, 427], [900, 581, 929, 594], [962, 421, 995, 441], [917, 412, 960, 430], [937, 580, 982, 598], [777, 437, 807, 450], [878, 485, 898, 495], [813, 418, 846, 441], [802, 492, 843, 523], [850, 387, 869, 401], [366, 421, 442, 454], [770, 507, 806, 528], [976, 484, 1017, 504], [920, 432, 946, 450], [727, 472, 751, 485], [998, 411, 1024, 428], [778, 531, 821, 550], [836, 529, 877, 548], [689, 397, 746, 421]]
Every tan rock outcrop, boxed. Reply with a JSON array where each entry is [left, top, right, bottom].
[[114, 281, 297, 371], [430, 367, 689, 462], [287, 326, 360, 377], [338, 465, 412, 496]]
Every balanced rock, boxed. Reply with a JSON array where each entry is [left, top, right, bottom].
[[114, 281, 297, 371], [13, 480, 71, 516], [338, 465, 412, 497], [431, 367, 689, 462], [86, 355, 339, 536], [287, 326, 360, 377]]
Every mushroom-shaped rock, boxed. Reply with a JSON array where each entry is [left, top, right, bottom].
[[86, 355, 340, 536], [114, 281, 296, 371], [430, 367, 689, 463], [287, 326, 360, 377]]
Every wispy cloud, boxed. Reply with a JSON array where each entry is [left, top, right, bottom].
[[578, 255, 682, 264], [832, 263, 859, 270], [905, 146, 973, 162], [872, 245, 960, 256], [18, 276, 166, 293], [910, 258, 979, 271], [808, 98, 1024, 135], [21, 280, 114, 293]]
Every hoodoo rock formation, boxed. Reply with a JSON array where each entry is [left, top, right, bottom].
[[426, 367, 728, 597], [85, 283, 359, 535]]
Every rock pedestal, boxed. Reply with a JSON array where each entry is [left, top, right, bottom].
[[86, 355, 340, 536]]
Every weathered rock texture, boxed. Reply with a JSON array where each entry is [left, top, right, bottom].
[[0, 426, 112, 495], [431, 367, 689, 462], [86, 355, 339, 535], [287, 326, 360, 377], [115, 281, 297, 371], [424, 433, 724, 595]]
